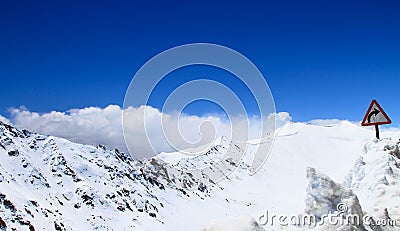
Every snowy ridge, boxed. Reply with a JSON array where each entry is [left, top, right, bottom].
[[0, 121, 213, 230]]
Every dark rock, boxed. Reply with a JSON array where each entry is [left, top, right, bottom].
[[8, 149, 19, 156], [3, 199, 16, 212], [117, 205, 125, 212], [0, 216, 6, 231], [29, 200, 38, 207], [54, 221, 64, 231]]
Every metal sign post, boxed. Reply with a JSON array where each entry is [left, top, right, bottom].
[[375, 124, 379, 139], [361, 100, 391, 139]]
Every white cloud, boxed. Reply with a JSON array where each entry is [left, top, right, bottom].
[[270, 112, 292, 128], [9, 105, 125, 152], [308, 119, 355, 126], [8, 105, 291, 159]]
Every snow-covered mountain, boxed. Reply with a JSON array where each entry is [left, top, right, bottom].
[[1, 120, 399, 230]]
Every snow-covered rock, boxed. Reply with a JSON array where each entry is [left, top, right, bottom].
[[303, 167, 365, 230], [345, 138, 400, 229], [305, 167, 359, 218]]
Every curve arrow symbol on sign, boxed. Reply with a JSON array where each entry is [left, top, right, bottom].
[[361, 100, 391, 127], [367, 108, 380, 123]]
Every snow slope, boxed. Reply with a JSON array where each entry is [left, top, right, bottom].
[[1, 120, 400, 230]]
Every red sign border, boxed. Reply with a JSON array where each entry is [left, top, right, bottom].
[[361, 100, 392, 126]]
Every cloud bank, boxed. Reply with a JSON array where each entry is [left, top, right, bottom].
[[6, 105, 291, 158]]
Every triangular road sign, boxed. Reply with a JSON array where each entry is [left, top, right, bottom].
[[361, 100, 391, 126]]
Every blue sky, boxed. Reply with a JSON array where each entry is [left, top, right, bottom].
[[1, 1, 400, 123]]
